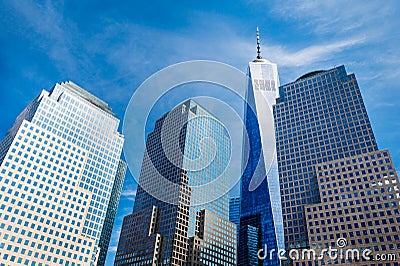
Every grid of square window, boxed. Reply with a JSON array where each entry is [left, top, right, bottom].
[[295, 150, 400, 266], [115, 206, 161, 265], [274, 66, 378, 249], [188, 209, 237, 265], [0, 82, 125, 266], [116, 100, 236, 265], [0, 120, 94, 265]]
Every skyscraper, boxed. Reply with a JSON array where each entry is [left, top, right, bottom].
[[239, 28, 284, 266], [0, 81, 126, 265], [239, 224, 260, 265], [97, 160, 127, 266], [274, 66, 378, 250], [301, 149, 400, 265], [115, 100, 236, 265], [274, 66, 400, 265], [229, 197, 240, 240], [187, 209, 237, 265]]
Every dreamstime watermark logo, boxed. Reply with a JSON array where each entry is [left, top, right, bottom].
[[336, 237, 347, 248], [257, 238, 397, 263], [123, 61, 274, 205]]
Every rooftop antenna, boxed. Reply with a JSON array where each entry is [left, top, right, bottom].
[[256, 27, 262, 59]]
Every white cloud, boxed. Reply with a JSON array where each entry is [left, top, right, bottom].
[[121, 189, 137, 197], [269, 37, 366, 67], [108, 246, 118, 252], [270, 0, 394, 36], [5, 1, 91, 77]]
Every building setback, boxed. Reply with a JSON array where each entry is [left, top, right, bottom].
[[115, 100, 236, 265], [187, 210, 236, 265], [301, 149, 400, 265], [274, 66, 378, 250], [275, 66, 400, 265], [0, 82, 126, 265]]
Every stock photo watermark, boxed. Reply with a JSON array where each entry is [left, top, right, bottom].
[[257, 238, 397, 263]]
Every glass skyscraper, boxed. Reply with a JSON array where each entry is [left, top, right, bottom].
[[115, 100, 236, 265], [229, 197, 240, 241], [275, 66, 400, 265], [0, 81, 126, 265], [274, 66, 378, 250], [239, 28, 284, 266], [97, 160, 127, 266]]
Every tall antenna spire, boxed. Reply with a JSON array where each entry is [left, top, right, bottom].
[[256, 27, 262, 59]]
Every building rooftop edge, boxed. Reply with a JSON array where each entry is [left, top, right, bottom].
[[56, 81, 116, 117], [282, 65, 347, 88]]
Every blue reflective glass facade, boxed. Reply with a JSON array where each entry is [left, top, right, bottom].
[[239, 58, 283, 266], [229, 197, 240, 240], [97, 160, 127, 266], [116, 100, 236, 265], [239, 223, 260, 266], [184, 102, 231, 237]]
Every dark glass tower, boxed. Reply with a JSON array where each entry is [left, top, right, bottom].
[[274, 66, 378, 250], [115, 100, 236, 265], [230, 196, 241, 251], [239, 28, 284, 266], [97, 160, 127, 266], [229, 197, 240, 236]]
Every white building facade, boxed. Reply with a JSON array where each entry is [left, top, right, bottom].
[[0, 82, 125, 266]]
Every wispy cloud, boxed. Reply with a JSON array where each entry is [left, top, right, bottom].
[[107, 228, 121, 252], [4, 0, 378, 106], [121, 189, 137, 197], [270, 0, 395, 37], [108, 246, 118, 252], [4, 0, 91, 77], [269, 37, 366, 67], [1, 2, 400, 265]]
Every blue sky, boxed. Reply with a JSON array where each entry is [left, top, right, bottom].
[[0, 1, 399, 265]]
